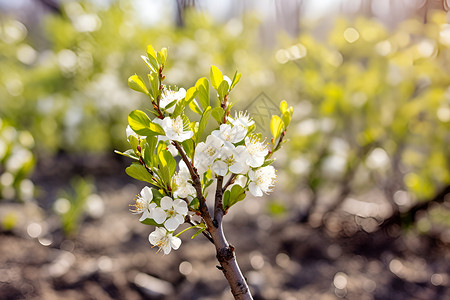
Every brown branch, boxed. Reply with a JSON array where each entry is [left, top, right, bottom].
[[214, 176, 224, 225], [223, 174, 237, 192], [172, 140, 252, 299]]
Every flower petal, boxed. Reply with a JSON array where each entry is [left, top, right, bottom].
[[141, 186, 153, 201], [169, 235, 181, 250], [160, 196, 173, 210], [212, 160, 228, 176], [164, 217, 180, 231], [152, 207, 166, 224], [249, 182, 263, 197]]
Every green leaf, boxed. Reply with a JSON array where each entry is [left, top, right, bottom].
[[230, 71, 241, 90], [210, 65, 223, 90], [270, 115, 284, 140], [218, 80, 230, 100], [126, 162, 153, 183], [114, 149, 139, 161], [189, 198, 199, 210], [141, 55, 157, 73], [189, 100, 203, 115], [127, 135, 139, 153], [157, 51, 164, 66], [211, 107, 225, 124], [196, 106, 212, 142], [261, 158, 275, 167], [223, 185, 246, 211], [282, 111, 291, 127], [159, 149, 177, 178], [148, 73, 160, 100], [128, 75, 149, 95], [160, 47, 168, 65], [128, 110, 165, 136], [195, 77, 209, 110], [146, 45, 159, 70], [141, 218, 164, 226], [280, 100, 288, 114], [182, 139, 194, 159]]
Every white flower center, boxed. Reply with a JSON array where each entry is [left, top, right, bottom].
[[247, 139, 266, 155], [167, 208, 176, 218], [155, 235, 169, 250], [206, 146, 217, 157], [225, 156, 235, 166], [173, 116, 184, 134]]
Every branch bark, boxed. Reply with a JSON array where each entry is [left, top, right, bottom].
[[173, 141, 253, 299]]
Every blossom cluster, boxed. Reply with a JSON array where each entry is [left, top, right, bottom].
[[121, 46, 292, 255]]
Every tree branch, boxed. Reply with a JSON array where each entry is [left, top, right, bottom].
[[172, 140, 252, 299]]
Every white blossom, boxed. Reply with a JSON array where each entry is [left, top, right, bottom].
[[149, 227, 181, 255], [244, 136, 268, 168], [173, 161, 196, 198], [160, 87, 186, 114], [211, 145, 248, 176], [230, 111, 254, 130], [212, 124, 247, 147], [130, 186, 155, 221], [248, 166, 276, 197], [161, 116, 193, 142], [152, 196, 188, 231], [194, 134, 224, 174]]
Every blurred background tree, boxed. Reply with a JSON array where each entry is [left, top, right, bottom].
[[0, 0, 449, 246]]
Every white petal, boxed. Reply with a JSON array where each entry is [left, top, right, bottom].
[[162, 242, 172, 255], [176, 131, 193, 142], [173, 199, 188, 215], [149, 227, 165, 244], [174, 214, 185, 225], [139, 210, 149, 221], [169, 235, 182, 250], [212, 161, 228, 176], [160, 196, 173, 210], [152, 207, 167, 224], [247, 156, 264, 168], [229, 162, 244, 174], [249, 182, 263, 197], [141, 186, 153, 202], [164, 217, 180, 231]]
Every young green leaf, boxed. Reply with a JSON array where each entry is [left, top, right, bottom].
[[218, 80, 230, 100], [196, 106, 212, 142], [210, 65, 223, 90], [282, 111, 291, 127], [126, 162, 153, 183], [114, 149, 139, 161], [189, 99, 203, 115], [182, 139, 194, 159], [211, 107, 225, 124], [141, 218, 164, 226], [230, 71, 241, 90], [270, 115, 284, 140], [128, 75, 149, 95], [223, 185, 246, 211], [195, 77, 209, 110], [141, 55, 157, 73], [159, 149, 177, 178], [128, 110, 165, 136], [280, 100, 288, 114]]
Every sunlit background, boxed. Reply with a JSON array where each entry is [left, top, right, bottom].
[[0, 0, 449, 299]]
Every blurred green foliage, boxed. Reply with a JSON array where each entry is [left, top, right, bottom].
[[0, 117, 35, 201], [53, 176, 94, 237], [0, 0, 448, 229], [276, 14, 450, 225]]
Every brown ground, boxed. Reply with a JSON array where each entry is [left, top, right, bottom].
[[0, 154, 449, 300]]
